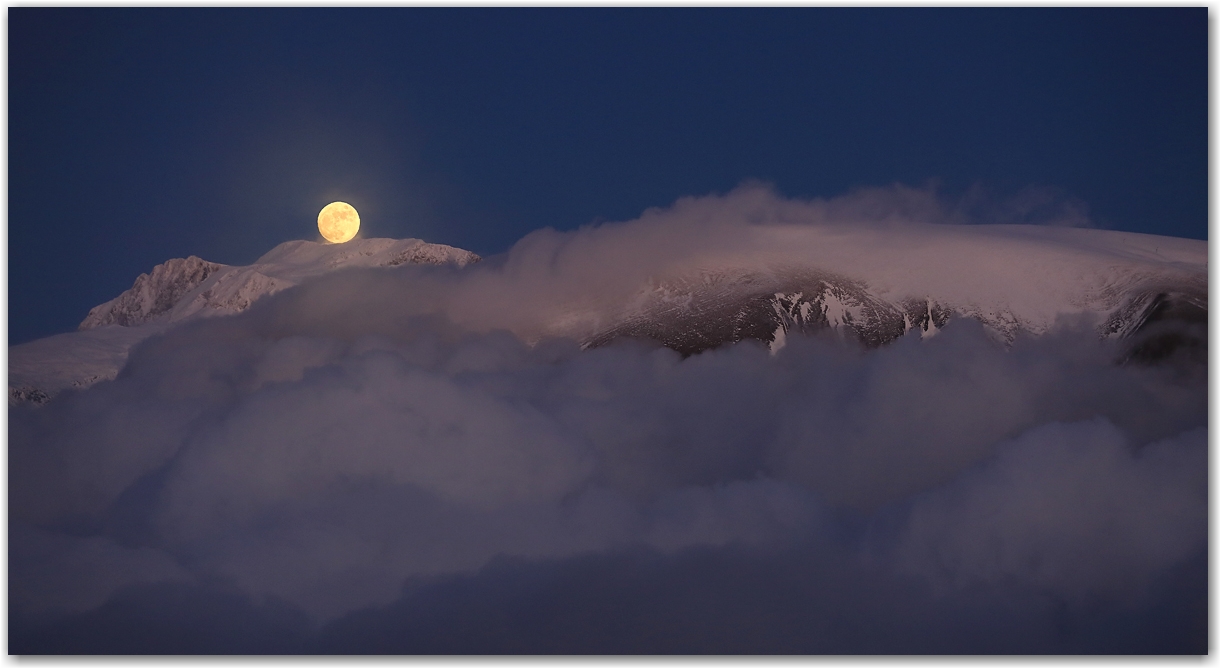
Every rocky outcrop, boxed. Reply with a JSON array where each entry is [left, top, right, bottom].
[[384, 243, 481, 268], [79, 256, 223, 329], [584, 266, 1205, 359]]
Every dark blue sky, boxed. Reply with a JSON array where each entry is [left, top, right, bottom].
[[9, 8, 1207, 345]]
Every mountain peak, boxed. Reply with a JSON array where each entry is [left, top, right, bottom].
[[80, 255, 224, 330], [15, 238, 487, 403], [78, 238, 481, 332]]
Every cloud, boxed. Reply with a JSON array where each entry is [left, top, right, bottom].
[[9, 525, 191, 619], [9, 186, 1205, 653], [892, 420, 1207, 602]]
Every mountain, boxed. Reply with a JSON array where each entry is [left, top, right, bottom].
[[80, 238, 480, 330], [9, 225, 1207, 406], [79, 256, 225, 329], [569, 224, 1206, 360], [10, 238, 480, 404], [583, 261, 1206, 359]]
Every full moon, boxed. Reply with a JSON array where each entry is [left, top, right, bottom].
[[318, 201, 360, 243]]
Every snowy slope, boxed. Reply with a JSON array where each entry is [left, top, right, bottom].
[[9, 323, 169, 404], [12, 238, 480, 403]]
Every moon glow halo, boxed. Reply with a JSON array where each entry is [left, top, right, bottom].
[[318, 202, 360, 243]]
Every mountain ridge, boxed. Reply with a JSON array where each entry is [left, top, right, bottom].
[[80, 238, 481, 331], [10, 225, 1207, 405], [11, 238, 481, 404]]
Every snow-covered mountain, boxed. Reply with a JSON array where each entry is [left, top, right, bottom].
[[9, 224, 1207, 406], [583, 257, 1206, 358], [11, 238, 481, 404], [505, 222, 1203, 361], [80, 238, 480, 330]]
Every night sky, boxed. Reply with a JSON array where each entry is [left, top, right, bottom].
[[8, 8, 1207, 346]]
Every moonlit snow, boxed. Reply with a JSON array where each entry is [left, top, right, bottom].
[[9, 186, 1206, 653]]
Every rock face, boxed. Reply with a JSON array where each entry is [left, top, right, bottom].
[[583, 266, 1207, 359], [585, 269, 953, 356], [80, 256, 223, 329]]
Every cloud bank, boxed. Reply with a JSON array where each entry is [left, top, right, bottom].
[[9, 186, 1206, 653]]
